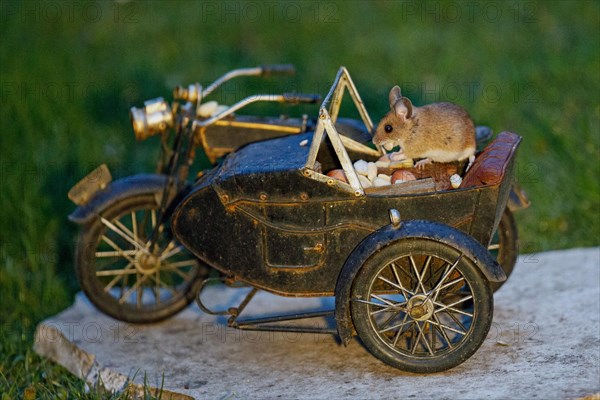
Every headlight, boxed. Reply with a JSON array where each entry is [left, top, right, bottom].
[[130, 97, 173, 141]]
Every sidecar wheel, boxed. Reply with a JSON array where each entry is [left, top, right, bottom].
[[76, 193, 207, 323], [488, 208, 518, 292], [350, 238, 493, 373]]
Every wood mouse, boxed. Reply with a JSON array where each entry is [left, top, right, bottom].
[[373, 86, 476, 169]]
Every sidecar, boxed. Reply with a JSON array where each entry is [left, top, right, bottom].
[[172, 67, 522, 373]]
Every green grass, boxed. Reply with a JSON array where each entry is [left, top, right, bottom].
[[1, 0, 598, 397]]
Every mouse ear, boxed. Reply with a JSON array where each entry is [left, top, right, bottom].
[[401, 97, 413, 119], [388, 86, 402, 108], [393, 100, 409, 121]]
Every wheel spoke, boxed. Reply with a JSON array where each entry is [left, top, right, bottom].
[[104, 275, 121, 293], [432, 313, 453, 349], [96, 268, 139, 277], [154, 271, 162, 304], [411, 321, 424, 354], [416, 321, 434, 355], [444, 309, 468, 333], [161, 259, 198, 269], [120, 273, 128, 299], [371, 294, 398, 307], [437, 276, 466, 293], [433, 295, 474, 317], [410, 255, 430, 294], [392, 312, 410, 347], [101, 217, 151, 256], [353, 298, 404, 309], [136, 276, 143, 309], [95, 250, 138, 258], [378, 310, 401, 330], [100, 235, 137, 264], [426, 318, 467, 336], [390, 263, 409, 300], [148, 273, 179, 297], [160, 245, 185, 261], [131, 211, 138, 241], [103, 263, 132, 293], [151, 209, 157, 228], [161, 240, 177, 255], [429, 254, 463, 302], [371, 302, 407, 316], [119, 273, 150, 304], [173, 268, 193, 281], [113, 218, 146, 249], [378, 275, 414, 297], [378, 318, 413, 334], [488, 243, 500, 251]]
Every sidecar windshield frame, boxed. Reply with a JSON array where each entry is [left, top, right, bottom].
[[304, 67, 383, 196]]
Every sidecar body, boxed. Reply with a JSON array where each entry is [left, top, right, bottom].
[[172, 128, 519, 295]]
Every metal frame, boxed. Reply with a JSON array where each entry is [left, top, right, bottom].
[[196, 277, 337, 335], [305, 67, 384, 197]]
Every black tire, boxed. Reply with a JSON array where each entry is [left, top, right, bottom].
[[489, 208, 518, 292], [75, 192, 207, 323], [350, 238, 493, 373]]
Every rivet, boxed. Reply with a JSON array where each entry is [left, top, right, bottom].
[[221, 194, 229, 202], [389, 209, 401, 228], [300, 192, 309, 201], [259, 193, 268, 201]]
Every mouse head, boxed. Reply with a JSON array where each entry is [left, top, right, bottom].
[[373, 86, 414, 150]]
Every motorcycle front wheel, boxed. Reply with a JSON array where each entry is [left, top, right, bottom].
[[75, 192, 206, 323]]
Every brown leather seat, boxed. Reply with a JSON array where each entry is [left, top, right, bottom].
[[460, 132, 522, 188]]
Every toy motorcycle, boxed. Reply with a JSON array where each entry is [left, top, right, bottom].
[[69, 65, 529, 372]]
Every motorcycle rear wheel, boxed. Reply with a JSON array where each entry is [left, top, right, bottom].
[[75, 192, 206, 323]]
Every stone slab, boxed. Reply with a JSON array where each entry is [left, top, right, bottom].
[[34, 248, 600, 399]]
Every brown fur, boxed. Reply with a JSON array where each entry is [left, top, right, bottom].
[[373, 86, 476, 163]]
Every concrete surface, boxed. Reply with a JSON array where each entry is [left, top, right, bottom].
[[35, 248, 600, 399]]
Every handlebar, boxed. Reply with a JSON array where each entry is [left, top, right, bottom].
[[174, 65, 298, 102], [282, 93, 320, 104], [260, 64, 296, 77], [200, 64, 296, 100], [193, 93, 321, 129]]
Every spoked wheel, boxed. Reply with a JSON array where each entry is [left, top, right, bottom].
[[351, 238, 493, 373], [488, 208, 518, 292], [76, 193, 207, 323]]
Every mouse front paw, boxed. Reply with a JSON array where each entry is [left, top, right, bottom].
[[415, 158, 432, 169]]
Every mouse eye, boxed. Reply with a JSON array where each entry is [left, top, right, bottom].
[[384, 124, 393, 133]]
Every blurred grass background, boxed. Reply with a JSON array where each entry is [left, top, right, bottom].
[[1, 0, 598, 397]]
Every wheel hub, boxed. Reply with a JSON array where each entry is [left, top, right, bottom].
[[135, 253, 160, 274], [407, 295, 434, 321]]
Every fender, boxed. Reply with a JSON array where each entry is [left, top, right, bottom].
[[68, 174, 168, 225], [334, 219, 506, 345]]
